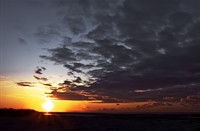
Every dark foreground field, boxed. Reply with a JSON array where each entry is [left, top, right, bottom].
[[0, 110, 200, 131]]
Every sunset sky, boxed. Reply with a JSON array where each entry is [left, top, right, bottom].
[[0, 0, 200, 113]]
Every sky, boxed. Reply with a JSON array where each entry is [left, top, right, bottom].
[[0, 0, 200, 113]]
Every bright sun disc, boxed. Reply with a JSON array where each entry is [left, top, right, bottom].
[[42, 99, 54, 112]]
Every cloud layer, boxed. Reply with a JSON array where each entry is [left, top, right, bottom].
[[35, 0, 200, 107]]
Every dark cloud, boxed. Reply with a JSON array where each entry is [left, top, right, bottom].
[[35, 69, 42, 75], [67, 71, 74, 76], [63, 16, 85, 34], [87, 24, 116, 40], [64, 64, 83, 73], [16, 82, 34, 87], [35, 67, 46, 75], [52, 91, 91, 100], [43, 83, 52, 87], [38, 0, 200, 105], [33, 75, 48, 81], [46, 89, 94, 101], [73, 77, 82, 83], [18, 38, 27, 45], [58, 80, 72, 87], [35, 25, 60, 38], [34, 24, 61, 44], [41, 67, 46, 70], [34, 67, 48, 81], [40, 46, 76, 63]]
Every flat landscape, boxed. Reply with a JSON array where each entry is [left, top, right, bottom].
[[0, 110, 200, 131]]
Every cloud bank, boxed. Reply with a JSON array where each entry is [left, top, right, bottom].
[[33, 0, 200, 107]]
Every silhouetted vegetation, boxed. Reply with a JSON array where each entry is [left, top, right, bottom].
[[0, 108, 40, 117]]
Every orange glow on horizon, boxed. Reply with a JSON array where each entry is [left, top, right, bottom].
[[1, 79, 198, 113]]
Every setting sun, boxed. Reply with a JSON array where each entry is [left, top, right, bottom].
[[42, 99, 54, 112]]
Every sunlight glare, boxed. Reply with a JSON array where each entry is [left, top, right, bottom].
[[42, 99, 54, 112]]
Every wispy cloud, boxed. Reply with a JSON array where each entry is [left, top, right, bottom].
[[33, 75, 48, 81], [16, 82, 35, 87]]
